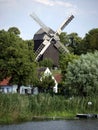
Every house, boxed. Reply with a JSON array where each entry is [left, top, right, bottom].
[[19, 85, 32, 94], [0, 78, 17, 93], [0, 78, 32, 94], [38, 67, 58, 93], [0, 68, 61, 94]]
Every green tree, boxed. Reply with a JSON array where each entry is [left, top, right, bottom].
[[81, 28, 98, 53], [63, 51, 98, 97], [37, 75, 55, 93], [0, 28, 36, 91], [68, 33, 82, 54], [8, 27, 20, 35], [39, 58, 53, 69], [59, 53, 78, 78], [59, 32, 69, 46]]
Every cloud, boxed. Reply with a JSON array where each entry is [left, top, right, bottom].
[[33, 0, 73, 7], [33, 0, 54, 6]]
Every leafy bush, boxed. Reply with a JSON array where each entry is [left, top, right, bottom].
[[64, 51, 98, 97], [39, 58, 53, 68]]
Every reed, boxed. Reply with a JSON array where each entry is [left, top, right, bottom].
[[0, 93, 98, 124]]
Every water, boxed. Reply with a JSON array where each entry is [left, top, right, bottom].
[[0, 120, 98, 130]]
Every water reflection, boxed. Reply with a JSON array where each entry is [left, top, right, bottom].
[[0, 120, 98, 130]]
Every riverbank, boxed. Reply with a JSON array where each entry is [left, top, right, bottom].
[[0, 93, 98, 124]]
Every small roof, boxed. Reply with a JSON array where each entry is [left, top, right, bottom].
[[0, 77, 11, 86], [54, 74, 62, 83], [33, 28, 55, 40]]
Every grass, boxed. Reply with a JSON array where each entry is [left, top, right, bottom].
[[0, 93, 98, 124]]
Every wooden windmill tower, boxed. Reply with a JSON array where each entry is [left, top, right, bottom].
[[30, 13, 74, 67]]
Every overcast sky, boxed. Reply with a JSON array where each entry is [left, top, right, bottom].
[[0, 0, 98, 39]]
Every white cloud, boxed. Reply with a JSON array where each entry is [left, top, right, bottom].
[[32, 0, 78, 15], [33, 0, 54, 6], [33, 0, 73, 7]]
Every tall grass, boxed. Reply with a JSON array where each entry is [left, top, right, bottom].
[[0, 93, 98, 124]]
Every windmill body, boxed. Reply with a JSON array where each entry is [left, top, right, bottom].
[[30, 13, 74, 67], [34, 28, 60, 66]]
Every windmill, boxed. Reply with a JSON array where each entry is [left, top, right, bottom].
[[30, 13, 74, 66]]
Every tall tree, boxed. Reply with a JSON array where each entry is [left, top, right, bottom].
[[8, 27, 20, 35], [59, 32, 82, 55], [81, 28, 98, 53], [0, 28, 36, 91], [68, 33, 82, 54]]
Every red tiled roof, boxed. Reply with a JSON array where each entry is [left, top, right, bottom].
[[54, 74, 62, 83], [0, 77, 10, 86]]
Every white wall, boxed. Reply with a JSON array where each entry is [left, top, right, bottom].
[[44, 68, 58, 93]]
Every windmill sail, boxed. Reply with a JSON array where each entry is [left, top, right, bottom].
[[30, 13, 50, 35], [54, 40, 69, 53], [56, 15, 74, 35], [31, 13, 74, 62], [35, 39, 52, 61]]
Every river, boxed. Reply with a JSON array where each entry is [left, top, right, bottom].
[[0, 120, 98, 130]]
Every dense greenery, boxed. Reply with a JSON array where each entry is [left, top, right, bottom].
[[8, 27, 20, 35], [63, 51, 98, 97], [59, 32, 82, 54], [59, 28, 98, 55], [0, 94, 98, 124], [59, 53, 78, 77], [39, 58, 53, 69], [0, 28, 37, 91], [36, 75, 55, 93], [81, 28, 98, 53]]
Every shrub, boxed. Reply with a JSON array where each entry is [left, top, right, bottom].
[[64, 51, 98, 97]]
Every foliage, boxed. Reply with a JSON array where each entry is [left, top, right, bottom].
[[81, 28, 98, 53], [63, 51, 98, 97], [59, 32, 69, 45], [0, 29, 36, 90], [59, 32, 82, 55], [68, 33, 82, 55], [39, 58, 53, 69], [59, 53, 79, 77], [8, 27, 20, 35], [37, 75, 55, 93]]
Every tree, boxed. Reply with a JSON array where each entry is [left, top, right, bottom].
[[39, 58, 53, 69], [68, 33, 82, 55], [0, 28, 36, 91], [8, 27, 20, 35], [59, 53, 78, 78], [59, 32, 69, 46], [37, 75, 55, 94], [59, 32, 83, 55], [81, 28, 98, 53], [63, 51, 98, 97]]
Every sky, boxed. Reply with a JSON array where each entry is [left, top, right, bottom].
[[0, 0, 98, 40]]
